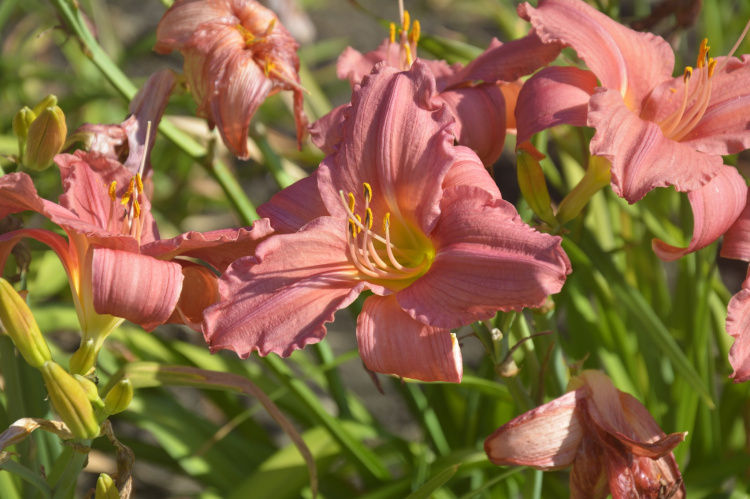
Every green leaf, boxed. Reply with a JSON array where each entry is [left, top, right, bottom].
[[404, 464, 460, 499]]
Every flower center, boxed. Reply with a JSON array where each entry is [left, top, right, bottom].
[[339, 183, 434, 289], [388, 10, 421, 69]]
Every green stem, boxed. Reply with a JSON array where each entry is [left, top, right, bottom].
[[47, 441, 92, 499], [0, 460, 51, 499], [311, 341, 352, 419], [47, 0, 258, 224]]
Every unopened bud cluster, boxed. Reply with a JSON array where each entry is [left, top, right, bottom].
[[12, 95, 68, 172]]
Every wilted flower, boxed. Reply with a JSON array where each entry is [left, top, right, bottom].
[[514, 0, 749, 261], [485, 370, 686, 498], [203, 61, 570, 383], [154, 0, 308, 159]]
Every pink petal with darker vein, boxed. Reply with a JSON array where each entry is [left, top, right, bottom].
[[336, 40, 396, 86], [721, 191, 750, 262], [91, 247, 183, 332], [309, 103, 348, 155], [653, 166, 747, 261], [515, 66, 597, 145], [588, 88, 724, 202], [398, 186, 570, 329], [484, 389, 584, 469], [356, 295, 462, 383], [726, 269, 750, 382], [257, 172, 329, 233], [203, 217, 365, 358], [140, 218, 274, 272], [441, 146, 501, 199], [154, 0, 232, 53]]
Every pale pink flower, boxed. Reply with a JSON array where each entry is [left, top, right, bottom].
[[154, 0, 308, 159], [203, 61, 571, 383], [514, 0, 749, 261], [485, 370, 686, 499]]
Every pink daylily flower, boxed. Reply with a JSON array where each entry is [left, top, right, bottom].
[[485, 370, 686, 498], [0, 151, 272, 368], [154, 0, 308, 159], [514, 0, 749, 261], [314, 14, 560, 166], [203, 61, 571, 383]]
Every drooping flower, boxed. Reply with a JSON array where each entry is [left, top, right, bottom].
[[0, 150, 273, 374], [203, 61, 571, 383], [485, 370, 686, 499], [154, 0, 308, 160], [514, 0, 749, 261], [311, 11, 560, 166]]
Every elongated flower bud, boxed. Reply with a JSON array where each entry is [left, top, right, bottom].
[[41, 361, 100, 439], [557, 155, 612, 225], [31, 94, 58, 117], [103, 379, 133, 416], [69, 339, 98, 376], [12, 107, 36, 164], [74, 374, 105, 414], [95, 474, 119, 499], [516, 146, 557, 226], [24, 106, 67, 171], [0, 278, 51, 369]]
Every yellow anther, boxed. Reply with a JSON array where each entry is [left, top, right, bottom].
[[365, 208, 373, 230], [349, 219, 357, 239], [403, 10, 410, 31], [389, 23, 396, 44], [669, 88, 676, 93], [683, 66, 693, 83], [135, 173, 143, 194], [236, 23, 255, 43], [363, 183, 372, 203], [405, 43, 413, 66], [266, 18, 276, 35], [121, 178, 135, 205], [355, 214, 362, 233], [133, 198, 141, 219], [708, 58, 717, 78], [348, 192, 356, 212], [383, 212, 391, 233], [697, 38, 710, 68], [264, 57, 275, 77], [108, 181, 117, 202], [409, 20, 421, 44]]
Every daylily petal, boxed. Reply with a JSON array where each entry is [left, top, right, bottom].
[[484, 389, 584, 469], [515, 66, 597, 145], [652, 166, 747, 261], [91, 247, 183, 332], [438, 84, 506, 166], [588, 88, 724, 202], [726, 270, 750, 382], [721, 191, 750, 261], [569, 433, 609, 499], [167, 263, 220, 330], [518, 0, 674, 111], [500, 80, 522, 133], [257, 172, 328, 233], [337, 39, 395, 86], [203, 217, 366, 358], [356, 294, 462, 383], [154, 0, 232, 53], [0, 229, 74, 279], [309, 103, 348, 155], [317, 61, 456, 234], [441, 146, 501, 199], [140, 218, 274, 272], [398, 186, 570, 329], [451, 33, 562, 87]]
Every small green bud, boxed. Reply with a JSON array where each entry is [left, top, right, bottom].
[[103, 379, 133, 416], [556, 155, 612, 225], [41, 361, 100, 439], [24, 106, 67, 171], [95, 473, 119, 499], [516, 146, 557, 226], [12, 107, 36, 164], [31, 94, 58, 117], [0, 278, 51, 369], [69, 339, 98, 376], [73, 374, 105, 415]]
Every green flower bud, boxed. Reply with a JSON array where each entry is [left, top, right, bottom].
[[95, 473, 119, 499], [41, 361, 100, 439], [24, 106, 67, 171], [31, 95, 58, 117], [516, 146, 557, 227], [73, 374, 105, 415], [12, 107, 36, 164], [557, 155, 612, 226], [0, 278, 51, 369], [69, 339, 99, 376], [103, 379, 133, 416]]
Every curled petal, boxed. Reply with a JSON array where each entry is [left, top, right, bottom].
[[257, 172, 329, 233], [588, 88, 724, 202], [91, 248, 183, 332], [398, 186, 570, 329], [721, 191, 750, 261], [168, 263, 220, 330], [154, 0, 232, 53], [569, 433, 609, 499], [484, 389, 584, 469], [356, 295, 462, 383], [203, 217, 364, 358], [726, 269, 750, 382], [0, 229, 73, 279], [309, 104, 348, 156], [337, 40, 396, 86], [438, 84, 506, 166], [140, 218, 275, 272], [441, 146, 501, 199], [515, 66, 597, 145], [653, 166, 747, 261]]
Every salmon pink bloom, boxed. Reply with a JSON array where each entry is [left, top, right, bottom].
[[0, 151, 272, 373], [154, 0, 308, 159], [203, 61, 571, 383], [314, 11, 560, 166], [485, 370, 686, 499], [514, 0, 749, 261]]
